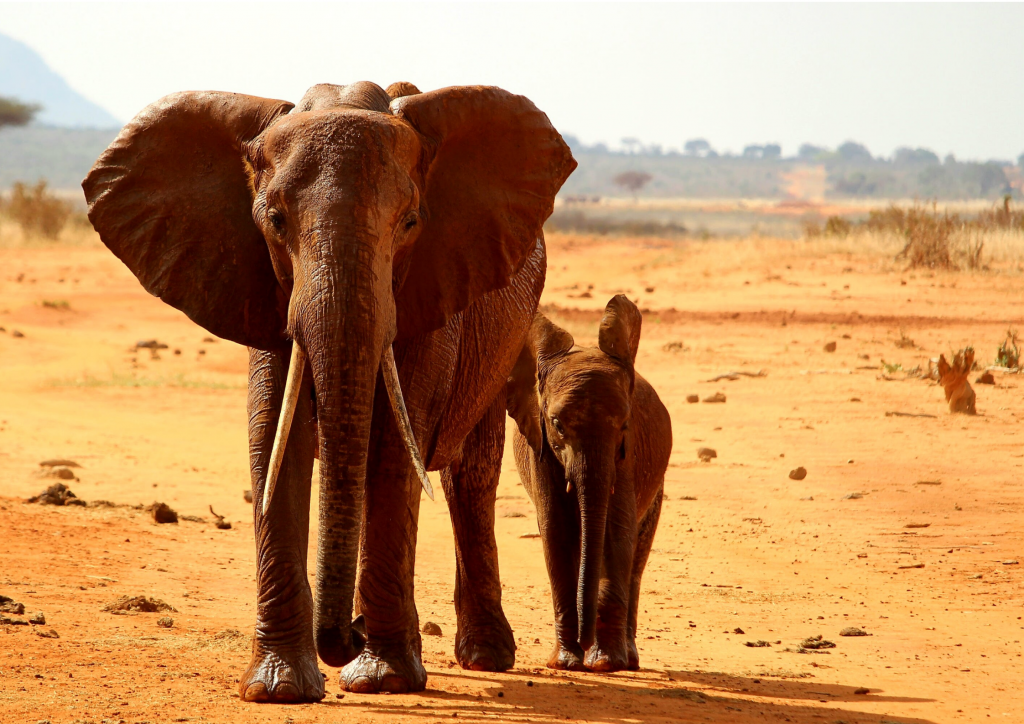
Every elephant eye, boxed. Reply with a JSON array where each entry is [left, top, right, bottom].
[[403, 210, 419, 230], [268, 208, 286, 234], [550, 416, 565, 436]]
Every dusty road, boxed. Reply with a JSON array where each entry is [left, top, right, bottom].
[[1, 232, 1022, 723]]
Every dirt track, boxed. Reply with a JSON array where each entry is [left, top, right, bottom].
[[1, 232, 1023, 723]]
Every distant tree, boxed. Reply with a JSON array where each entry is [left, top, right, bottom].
[[893, 147, 940, 166], [684, 138, 712, 157], [762, 143, 782, 160], [0, 96, 40, 129], [613, 171, 653, 199], [798, 143, 828, 161], [837, 141, 873, 162], [620, 137, 641, 155], [944, 153, 957, 166], [742, 145, 763, 159]]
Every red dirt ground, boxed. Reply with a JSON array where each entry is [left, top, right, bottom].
[[1, 232, 1022, 723]]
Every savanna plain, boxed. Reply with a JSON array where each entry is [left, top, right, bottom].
[[1, 212, 1023, 724]]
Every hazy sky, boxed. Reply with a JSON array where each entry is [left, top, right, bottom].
[[2, 2, 1023, 160]]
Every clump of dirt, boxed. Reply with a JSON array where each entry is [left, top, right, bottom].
[[697, 447, 717, 463], [686, 394, 699, 403], [148, 502, 178, 524], [799, 635, 836, 650], [975, 371, 995, 384], [243, 489, 253, 503], [0, 597, 25, 614], [788, 467, 807, 481], [702, 392, 726, 403], [27, 482, 86, 506], [839, 627, 870, 637], [745, 640, 772, 647], [157, 616, 173, 628], [102, 596, 177, 613], [39, 458, 81, 469], [823, 341, 837, 352], [937, 348, 977, 415], [209, 506, 231, 530], [37, 465, 78, 481]]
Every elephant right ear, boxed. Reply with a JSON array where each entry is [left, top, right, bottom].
[[83, 91, 294, 350], [506, 314, 574, 454]]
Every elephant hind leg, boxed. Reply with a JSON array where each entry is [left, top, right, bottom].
[[441, 395, 516, 672], [626, 488, 663, 671]]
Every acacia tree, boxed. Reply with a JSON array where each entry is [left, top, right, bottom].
[[0, 97, 40, 129], [613, 171, 653, 199]]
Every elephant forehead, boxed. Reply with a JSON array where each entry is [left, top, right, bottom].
[[545, 351, 631, 419], [263, 109, 423, 173]]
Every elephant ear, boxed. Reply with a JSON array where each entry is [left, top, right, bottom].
[[391, 86, 576, 338], [83, 91, 294, 349], [599, 294, 642, 369], [506, 314, 574, 454]]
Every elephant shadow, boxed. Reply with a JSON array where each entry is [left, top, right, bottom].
[[352, 667, 940, 723]]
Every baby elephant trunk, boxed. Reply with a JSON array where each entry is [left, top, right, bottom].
[[576, 472, 612, 652]]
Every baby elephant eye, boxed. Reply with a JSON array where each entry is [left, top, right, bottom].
[[403, 210, 419, 230], [550, 416, 565, 435]]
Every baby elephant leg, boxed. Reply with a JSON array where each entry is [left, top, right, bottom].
[[626, 489, 663, 670]]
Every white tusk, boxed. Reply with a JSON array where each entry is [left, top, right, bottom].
[[381, 345, 434, 501], [261, 341, 306, 515]]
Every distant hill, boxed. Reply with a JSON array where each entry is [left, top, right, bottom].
[[0, 32, 120, 128]]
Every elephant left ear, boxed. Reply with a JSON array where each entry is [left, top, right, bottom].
[[598, 294, 643, 368], [391, 86, 576, 338]]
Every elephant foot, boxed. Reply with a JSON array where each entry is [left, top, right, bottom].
[[456, 620, 516, 671], [626, 639, 640, 671], [239, 641, 325, 703], [584, 641, 630, 672], [340, 643, 427, 693], [547, 643, 586, 671]]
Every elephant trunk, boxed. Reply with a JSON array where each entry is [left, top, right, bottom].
[[298, 235, 394, 668], [574, 450, 613, 652]]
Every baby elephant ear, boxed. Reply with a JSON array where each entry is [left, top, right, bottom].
[[391, 86, 576, 338], [83, 91, 294, 350], [506, 314, 574, 454], [599, 294, 642, 366]]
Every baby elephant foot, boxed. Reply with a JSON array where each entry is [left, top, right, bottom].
[[547, 642, 586, 671], [239, 642, 325, 703], [584, 642, 630, 672], [456, 622, 516, 672], [340, 643, 427, 694]]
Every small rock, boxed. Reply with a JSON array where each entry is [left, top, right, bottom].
[[39, 459, 81, 469], [843, 492, 865, 500], [11, 330, 24, 338], [45, 466, 77, 480], [243, 489, 253, 503], [0, 614, 28, 625], [686, 394, 699, 404], [28, 612, 45, 625], [733, 627, 744, 634], [823, 341, 837, 352], [697, 447, 717, 463], [35, 628, 59, 639], [335, 693, 345, 699], [799, 635, 835, 650], [519, 533, 540, 539], [702, 392, 726, 404], [744, 640, 771, 647], [975, 371, 995, 385], [1002, 560, 1019, 566], [421, 621, 443, 636], [135, 339, 168, 350], [839, 627, 870, 637], [854, 687, 870, 695], [788, 467, 807, 481], [149, 502, 178, 524], [0, 600, 25, 615], [157, 616, 174, 628]]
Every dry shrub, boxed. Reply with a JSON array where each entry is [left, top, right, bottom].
[[937, 347, 977, 415], [995, 329, 1020, 369], [0, 180, 72, 239]]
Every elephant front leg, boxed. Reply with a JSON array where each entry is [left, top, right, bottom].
[[240, 347, 323, 703], [339, 377, 427, 694], [441, 397, 516, 672]]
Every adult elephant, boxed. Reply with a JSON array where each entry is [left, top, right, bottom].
[[82, 81, 575, 702]]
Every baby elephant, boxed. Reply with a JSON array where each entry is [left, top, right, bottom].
[[506, 295, 672, 671]]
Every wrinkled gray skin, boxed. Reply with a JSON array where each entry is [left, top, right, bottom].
[[82, 81, 575, 701]]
